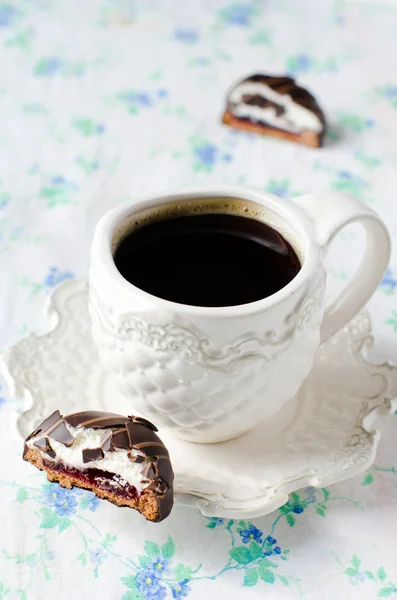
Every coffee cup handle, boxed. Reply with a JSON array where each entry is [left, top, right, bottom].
[[292, 191, 391, 343]]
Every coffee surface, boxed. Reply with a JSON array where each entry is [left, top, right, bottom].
[[114, 213, 301, 307]]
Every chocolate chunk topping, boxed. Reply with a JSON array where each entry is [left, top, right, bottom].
[[27, 409, 74, 447], [25, 410, 62, 441], [141, 461, 158, 481], [48, 421, 74, 447], [100, 431, 113, 452], [129, 415, 158, 432], [110, 428, 130, 450], [128, 451, 146, 463], [82, 448, 104, 463], [33, 437, 56, 459]]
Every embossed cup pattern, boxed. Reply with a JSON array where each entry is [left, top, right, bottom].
[[89, 275, 325, 443]]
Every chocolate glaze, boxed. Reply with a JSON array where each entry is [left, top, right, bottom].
[[227, 73, 326, 143], [24, 410, 174, 522], [65, 411, 129, 429]]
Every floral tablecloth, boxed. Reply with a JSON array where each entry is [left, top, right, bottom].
[[1, 1, 397, 599]]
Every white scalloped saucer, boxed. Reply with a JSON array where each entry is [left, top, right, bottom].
[[2, 280, 397, 519]]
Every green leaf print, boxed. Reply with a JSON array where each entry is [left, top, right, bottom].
[[243, 568, 259, 586], [249, 541, 262, 559], [351, 555, 361, 570], [121, 591, 144, 600], [39, 507, 59, 529], [229, 546, 252, 564], [77, 552, 87, 567], [378, 588, 394, 598], [249, 30, 271, 45], [161, 537, 175, 559], [103, 533, 117, 548], [258, 564, 275, 584], [0, 583, 10, 599], [286, 514, 295, 527], [72, 118, 104, 136], [362, 472, 374, 485], [121, 576, 137, 590], [58, 517, 71, 533], [377, 567, 387, 582], [279, 575, 289, 586], [137, 555, 150, 568], [316, 507, 326, 517], [15, 488, 28, 503], [144, 541, 160, 558], [385, 311, 397, 332], [79, 496, 90, 510], [173, 564, 193, 581]]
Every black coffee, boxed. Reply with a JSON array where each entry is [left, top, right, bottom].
[[114, 212, 301, 307]]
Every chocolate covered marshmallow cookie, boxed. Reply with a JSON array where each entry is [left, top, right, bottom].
[[222, 74, 326, 147], [23, 410, 174, 522]]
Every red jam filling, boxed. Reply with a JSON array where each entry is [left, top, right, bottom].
[[44, 460, 140, 501]]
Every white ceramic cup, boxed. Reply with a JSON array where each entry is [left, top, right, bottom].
[[89, 186, 390, 443]]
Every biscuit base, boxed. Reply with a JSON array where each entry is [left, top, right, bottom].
[[24, 446, 160, 522], [222, 110, 322, 148]]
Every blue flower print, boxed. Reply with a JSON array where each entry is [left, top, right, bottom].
[[35, 57, 63, 77], [266, 179, 291, 198], [121, 91, 152, 107], [174, 28, 199, 43], [287, 53, 312, 74], [293, 505, 304, 514], [89, 548, 108, 566], [88, 494, 100, 512], [192, 140, 233, 170], [266, 536, 276, 544], [263, 536, 283, 557], [206, 517, 224, 528], [240, 525, 263, 544], [172, 579, 190, 599], [135, 569, 167, 599], [43, 485, 78, 517], [151, 558, 168, 578], [304, 487, 317, 504], [220, 4, 256, 26], [118, 89, 167, 113], [380, 268, 397, 294], [378, 85, 397, 99], [194, 143, 217, 167], [44, 266, 74, 288], [0, 381, 5, 408], [338, 170, 353, 179], [0, 5, 19, 28]]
